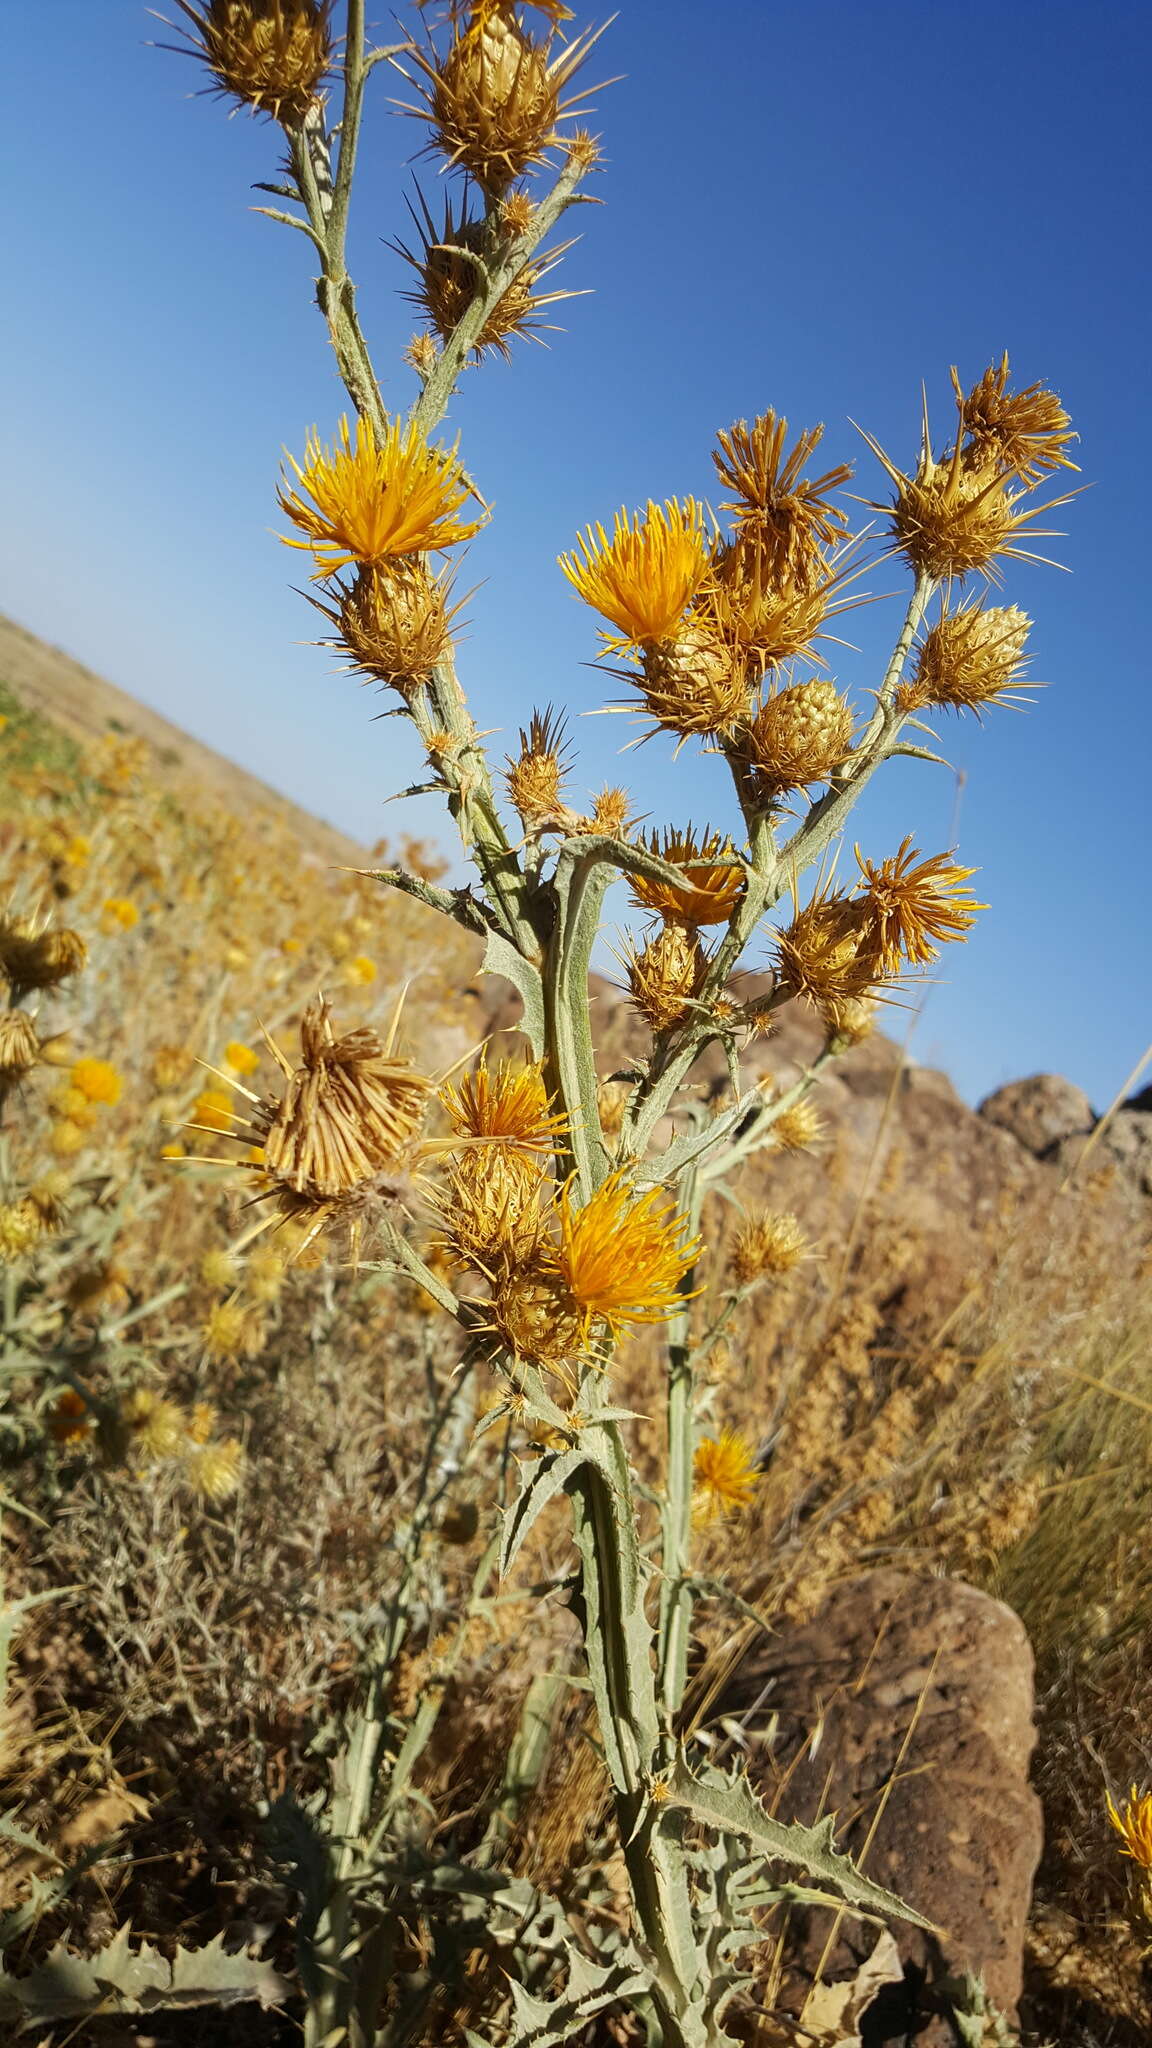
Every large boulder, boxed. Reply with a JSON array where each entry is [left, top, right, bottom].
[[977, 1074, 1095, 1158], [714, 1570, 1042, 2041]]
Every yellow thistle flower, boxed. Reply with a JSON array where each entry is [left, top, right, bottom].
[[188, 1437, 245, 1503], [279, 413, 485, 577], [1106, 1786, 1152, 1872], [438, 1149, 550, 1274], [953, 354, 1078, 485], [583, 787, 636, 839], [900, 601, 1033, 717], [344, 953, 378, 987], [122, 1387, 186, 1463], [200, 1248, 239, 1290], [559, 501, 711, 649], [50, 1119, 88, 1158], [628, 827, 745, 928], [202, 1300, 266, 1361], [170, 0, 333, 125], [711, 411, 852, 587], [160, 1140, 187, 1160], [188, 1402, 218, 1445], [70, 1058, 124, 1107], [555, 1170, 699, 1334], [854, 839, 985, 973], [693, 1428, 758, 1522], [224, 1040, 260, 1076], [190, 1086, 238, 1135], [0, 1199, 45, 1261], [730, 1209, 809, 1285], [247, 1246, 287, 1303], [100, 897, 139, 933], [440, 1058, 567, 1153], [624, 923, 709, 1033], [770, 1099, 824, 1153], [632, 619, 751, 738]]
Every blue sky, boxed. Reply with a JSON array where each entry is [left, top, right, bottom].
[[2, 1, 1149, 1108]]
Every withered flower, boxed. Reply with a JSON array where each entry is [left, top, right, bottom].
[[729, 1209, 809, 1284], [503, 706, 573, 832], [954, 355, 1078, 485], [316, 562, 459, 696], [899, 601, 1032, 716], [394, 189, 569, 359], [624, 923, 709, 1032], [170, 1, 333, 125], [712, 411, 852, 587], [489, 1260, 585, 1365], [0, 918, 87, 1001], [854, 839, 985, 973], [773, 886, 881, 1010]]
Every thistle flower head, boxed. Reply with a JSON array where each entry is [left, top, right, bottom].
[[706, 538, 840, 678], [279, 414, 485, 577], [769, 1099, 824, 1153], [188, 1437, 245, 1502], [122, 1387, 186, 1463], [440, 1057, 567, 1153], [171, 0, 333, 124], [0, 1199, 46, 1261], [774, 887, 881, 1010], [70, 1058, 123, 1107], [1106, 1786, 1152, 1871], [410, 9, 597, 199], [394, 188, 565, 359], [623, 923, 708, 1032], [693, 1428, 758, 1522], [712, 412, 852, 587], [438, 1149, 550, 1274], [504, 706, 572, 831], [954, 354, 1078, 485], [821, 993, 877, 1048], [854, 838, 985, 973], [628, 827, 744, 928], [0, 917, 87, 1000], [861, 382, 1076, 582], [489, 1261, 585, 1366], [555, 1170, 699, 1333], [254, 998, 433, 1205], [730, 1209, 809, 1284], [900, 602, 1032, 716], [633, 620, 751, 739], [585, 786, 636, 838], [0, 1009, 40, 1087], [203, 1300, 266, 1360], [743, 678, 855, 798], [318, 562, 459, 695], [559, 501, 711, 650]]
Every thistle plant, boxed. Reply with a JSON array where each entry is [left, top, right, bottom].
[[155, 4, 1079, 2043]]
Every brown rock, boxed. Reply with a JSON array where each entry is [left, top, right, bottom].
[[977, 1074, 1094, 1157], [715, 1570, 1042, 2038]]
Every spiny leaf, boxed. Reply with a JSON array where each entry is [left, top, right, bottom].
[[0, 1925, 290, 2028], [500, 1446, 588, 1578], [481, 929, 545, 1058]]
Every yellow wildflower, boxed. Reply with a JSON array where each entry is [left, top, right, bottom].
[[555, 1170, 699, 1334], [71, 1058, 124, 1107], [188, 1438, 245, 1503], [628, 827, 745, 929], [279, 413, 485, 576], [1106, 1786, 1152, 1871], [344, 953, 378, 986], [440, 1058, 567, 1153], [224, 1040, 260, 1076], [693, 1428, 758, 1522], [101, 897, 139, 932], [559, 500, 711, 648]]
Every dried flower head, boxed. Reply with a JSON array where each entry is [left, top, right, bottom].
[[861, 386, 1076, 582], [0, 1199, 46, 1261], [251, 998, 433, 1208], [318, 562, 459, 695], [595, 1075, 631, 1138], [774, 887, 881, 1009], [489, 1261, 585, 1365], [203, 1300, 266, 1360], [624, 923, 708, 1032], [769, 1098, 824, 1152], [504, 706, 572, 831], [555, 1169, 699, 1334], [188, 1437, 245, 1502], [0, 1009, 40, 1087], [730, 1209, 809, 1284], [744, 678, 854, 797], [628, 827, 744, 928], [409, 11, 598, 200], [693, 1428, 758, 1522], [821, 993, 877, 1047], [441, 1057, 567, 1154], [438, 1149, 550, 1273], [0, 918, 87, 1000], [954, 355, 1077, 485], [855, 838, 984, 973], [1106, 1786, 1152, 1872], [170, 0, 333, 124], [706, 538, 842, 678], [582, 786, 635, 839], [712, 412, 851, 586], [900, 602, 1032, 716], [394, 189, 566, 358], [632, 620, 751, 738], [559, 501, 711, 649], [122, 1387, 187, 1463], [279, 414, 485, 576]]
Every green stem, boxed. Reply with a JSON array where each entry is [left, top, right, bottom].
[[658, 1165, 704, 1725], [544, 848, 611, 1193]]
